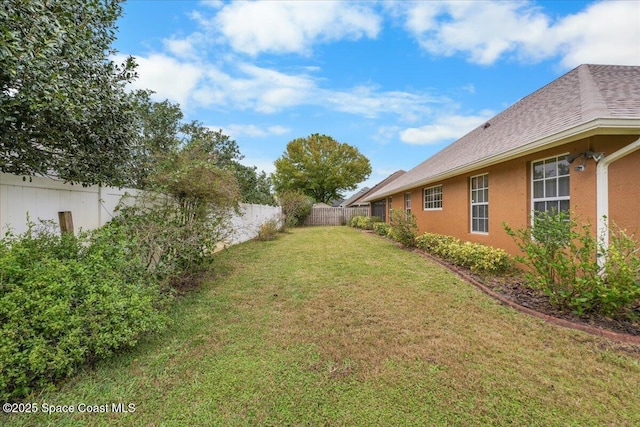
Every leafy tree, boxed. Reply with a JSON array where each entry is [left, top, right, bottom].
[[176, 124, 275, 204], [127, 90, 184, 188], [179, 122, 242, 169], [126, 95, 275, 203], [0, 0, 138, 185], [272, 133, 371, 204], [125, 136, 242, 277], [233, 164, 276, 206]]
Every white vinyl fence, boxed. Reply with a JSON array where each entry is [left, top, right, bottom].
[[227, 203, 282, 245], [0, 173, 139, 236], [0, 173, 281, 245]]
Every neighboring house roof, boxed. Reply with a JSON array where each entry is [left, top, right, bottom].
[[313, 202, 333, 208], [364, 64, 640, 202], [351, 170, 406, 205], [340, 187, 370, 207]]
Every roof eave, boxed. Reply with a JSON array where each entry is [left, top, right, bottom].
[[363, 118, 640, 202]]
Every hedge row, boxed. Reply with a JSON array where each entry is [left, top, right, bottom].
[[415, 232, 511, 273], [349, 215, 382, 230]]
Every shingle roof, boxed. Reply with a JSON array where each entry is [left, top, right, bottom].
[[351, 170, 406, 205], [364, 64, 640, 201], [340, 186, 370, 207]]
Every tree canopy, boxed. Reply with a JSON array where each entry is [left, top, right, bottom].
[[272, 134, 371, 204], [128, 92, 274, 204], [0, 0, 137, 185]]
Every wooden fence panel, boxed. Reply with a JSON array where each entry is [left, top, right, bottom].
[[304, 207, 369, 226]]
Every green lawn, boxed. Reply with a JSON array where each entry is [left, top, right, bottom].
[[3, 226, 640, 426]]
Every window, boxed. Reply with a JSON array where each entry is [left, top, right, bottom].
[[470, 174, 489, 233], [424, 185, 443, 210], [532, 156, 570, 216], [371, 200, 386, 222], [404, 192, 411, 216]]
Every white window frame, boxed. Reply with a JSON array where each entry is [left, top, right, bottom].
[[470, 174, 489, 234], [423, 185, 443, 210], [531, 154, 570, 221], [404, 192, 412, 216]]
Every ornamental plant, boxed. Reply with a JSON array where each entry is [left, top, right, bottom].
[[415, 232, 511, 273], [504, 212, 640, 318], [388, 210, 418, 247], [0, 221, 169, 401], [373, 222, 390, 236]]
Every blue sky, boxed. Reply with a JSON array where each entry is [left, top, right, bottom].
[[113, 0, 640, 197]]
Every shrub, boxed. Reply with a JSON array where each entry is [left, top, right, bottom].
[[415, 232, 511, 273], [256, 218, 280, 241], [0, 221, 168, 401], [504, 212, 640, 318], [373, 222, 390, 236], [278, 190, 313, 228], [349, 215, 380, 230], [355, 216, 369, 229], [388, 210, 418, 247], [113, 192, 234, 282]]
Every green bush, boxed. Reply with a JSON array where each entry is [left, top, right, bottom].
[[278, 190, 313, 228], [0, 222, 168, 401], [356, 216, 370, 229], [349, 215, 380, 230], [112, 192, 235, 282], [256, 218, 280, 241], [415, 232, 511, 273], [388, 210, 418, 247], [504, 212, 640, 318], [373, 222, 390, 236]]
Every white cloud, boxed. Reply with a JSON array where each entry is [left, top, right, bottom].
[[402, 1, 550, 65], [212, 1, 381, 55], [215, 124, 291, 139], [116, 53, 203, 106], [163, 33, 205, 60], [120, 52, 444, 119], [239, 157, 277, 175], [551, 1, 640, 68], [401, 0, 640, 67], [373, 126, 402, 145], [400, 113, 493, 145], [321, 85, 443, 121]]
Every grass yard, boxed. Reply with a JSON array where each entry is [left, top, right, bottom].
[[3, 226, 640, 426]]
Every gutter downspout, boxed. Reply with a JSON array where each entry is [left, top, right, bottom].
[[596, 136, 640, 266]]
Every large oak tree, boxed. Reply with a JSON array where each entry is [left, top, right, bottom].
[[1, 0, 137, 185], [272, 134, 371, 204]]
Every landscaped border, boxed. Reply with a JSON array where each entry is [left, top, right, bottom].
[[362, 228, 640, 346], [415, 249, 640, 346]]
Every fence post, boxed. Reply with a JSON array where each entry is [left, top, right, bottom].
[[58, 211, 74, 236]]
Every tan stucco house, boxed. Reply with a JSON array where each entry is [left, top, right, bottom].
[[363, 64, 640, 256]]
